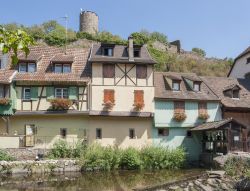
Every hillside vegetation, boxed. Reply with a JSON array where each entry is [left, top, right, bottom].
[[2, 21, 233, 77]]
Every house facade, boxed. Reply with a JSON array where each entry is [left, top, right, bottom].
[[87, 37, 155, 148], [153, 72, 221, 160], [0, 37, 156, 149]]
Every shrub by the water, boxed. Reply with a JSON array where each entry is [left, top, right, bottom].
[[120, 147, 142, 170], [224, 156, 250, 177], [141, 146, 186, 170], [80, 144, 120, 171], [0, 149, 15, 161], [48, 140, 72, 158]]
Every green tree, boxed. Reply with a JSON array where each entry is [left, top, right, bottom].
[[0, 26, 34, 64], [130, 32, 150, 45], [192, 47, 206, 57], [150, 32, 168, 44]]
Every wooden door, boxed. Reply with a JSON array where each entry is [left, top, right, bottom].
[[25, 125, 35, 147]]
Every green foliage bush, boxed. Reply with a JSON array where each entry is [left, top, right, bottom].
[[81, 144, 120, 171], [0, 149, 15, 161], [192, 47, 206, 57], [224, 156, 250, 177], [120, 147, 142, 170], [48, 139, 86, 159], [141, 146, 186, 170]]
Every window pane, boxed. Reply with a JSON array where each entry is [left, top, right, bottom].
[[24, 88, 31, 99], [173, 82, 180, 91], [108, 48, 113, 56], [233, 90, 239, 98], [129, 129, 135, 139], [0, 86, 4, 98], [103, 64, 115, 78], [136, 65, 147, 79], [63, 88, 68, 98], [19, 63, 27, 73], [63, 64, 71, 73], [96, 128, 102, 139], [103, 48, 113, 56], [28, 63, 36, 73], [55, 88, 62, 98], [158, 128, 169, 136], [54, 64, 62, 73], [194, 83, 200, 91]]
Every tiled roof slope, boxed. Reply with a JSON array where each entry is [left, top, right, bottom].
[[0, 70, 17, 84], [154, 72, 219, 101], [2, 45, 91, 85], [89, 44, 156, 64], [201, 76, 250, 109]]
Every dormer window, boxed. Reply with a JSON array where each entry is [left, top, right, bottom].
[[232, 89, 240, 99], [193, 82, 201, 92], [19, 63, 36, 73], [134, 49, 140, 57], [172, 80, 180, 91], [54, 63, 71, 73], [103, 47, 113, 56], [247, 57, 250, 64]]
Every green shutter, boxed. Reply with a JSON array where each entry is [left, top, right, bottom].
[[16, 87, 22, 99], [46, 87, 54, 100], [69, 87, 78, 100], [31, 87, 39, 100]]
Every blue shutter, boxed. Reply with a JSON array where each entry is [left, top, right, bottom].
[[69, 87, 78, 100], [46, 87, 54, 100]]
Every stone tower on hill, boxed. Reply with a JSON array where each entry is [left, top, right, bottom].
[[79, 10, 99, 34]]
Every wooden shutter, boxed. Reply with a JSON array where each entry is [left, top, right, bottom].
[[174, 101, 185, 113], [134, 90, 144, 104], [136, 65, 147, 79], [104, 89, 115, 103], [31, 87, 38, 100], [103, 64, 115, 78], [198, 102, 207, 114], [69, 86, 78, 100], [46, 87, 55, 100]]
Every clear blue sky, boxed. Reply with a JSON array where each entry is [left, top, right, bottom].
[[1, 0, 250, 58]]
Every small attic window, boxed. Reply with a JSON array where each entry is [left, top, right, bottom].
[[193, 82, 201, 92], [103, 47, 113, 57], [134, 49, 140, 57], [172, 80, 180, 91], [247, 57, 250, 64], [232, 89, 240, 99]]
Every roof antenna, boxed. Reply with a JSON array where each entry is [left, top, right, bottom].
[[61, 15, 68, 54]]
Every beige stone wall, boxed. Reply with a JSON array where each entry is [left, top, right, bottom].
[[0, 115, 152, 149], [15, 86, 87, 111]]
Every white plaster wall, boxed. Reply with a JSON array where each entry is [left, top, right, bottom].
[[230, 52, 250, 78]]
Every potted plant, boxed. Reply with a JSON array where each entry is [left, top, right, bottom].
[[133, 102, 145, 111], [49, 98, 72, 111], [173, 112, 187, 122], [198, 113, 210, 120], [0, 98, 10, 106], [103, 100, 115, 111]]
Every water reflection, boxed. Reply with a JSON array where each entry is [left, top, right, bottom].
[[0, 169, 203, 191]]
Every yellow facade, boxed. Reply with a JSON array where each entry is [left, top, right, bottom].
[[0, 115, 152, 149]]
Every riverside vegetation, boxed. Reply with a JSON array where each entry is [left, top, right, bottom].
[[2, 21, 233, 77], [47, 140, 186, 171]]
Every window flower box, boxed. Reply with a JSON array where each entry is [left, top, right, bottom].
[[49, 98, 72, 111], [133, 102, 145, 111], [0, 98, 11, 106], [103, 101, 115, 111], [173, 112, 187, 122], [198, 113, 210, 120]]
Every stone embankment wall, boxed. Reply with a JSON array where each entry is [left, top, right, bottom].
[[0, 160, 80, 174]]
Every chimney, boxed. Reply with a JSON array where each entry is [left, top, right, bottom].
[[128, 36, 134, 61]]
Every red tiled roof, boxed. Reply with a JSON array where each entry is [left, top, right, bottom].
[[11, 45, 91, 85], [0, 70, 17, 84]]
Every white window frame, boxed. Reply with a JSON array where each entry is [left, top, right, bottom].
[[63, 64, 71, 73], [23, 87, 31, 100], [193, 83, 200, 92], [172, 82, 180, 91], [19, 63, 27, 73], [54, 64, 62, 73], [28, 63, 36, 73], [55, 88, 68, 99]]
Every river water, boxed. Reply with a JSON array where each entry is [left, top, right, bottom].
[[0, 169, 203, 191]]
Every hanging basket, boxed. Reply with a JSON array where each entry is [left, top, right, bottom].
[[0, 98, 11, 106], [198, 113, 210, 120], [133, 102, 145, 111], [103, 101, 115, 111]]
